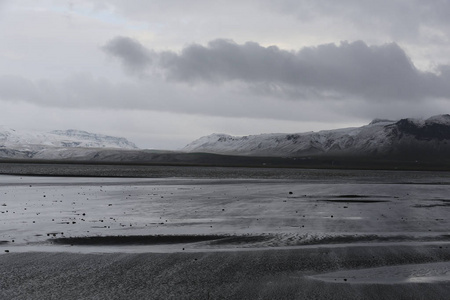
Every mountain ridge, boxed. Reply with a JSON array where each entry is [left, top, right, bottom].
[[0, 127, 138, 159], [1, 115, 450, 167], [183, 115, 450, 158]]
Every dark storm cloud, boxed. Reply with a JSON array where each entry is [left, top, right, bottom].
[[103, 37, 450, 101], [102, 36, 153, 74]]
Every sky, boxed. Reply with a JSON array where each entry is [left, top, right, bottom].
[[1, 0, 450, 149]]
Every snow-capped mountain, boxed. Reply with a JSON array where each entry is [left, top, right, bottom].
[[49, 130, 137, 149], [0, 127, 138, 159], [183, 115, 450, 158]]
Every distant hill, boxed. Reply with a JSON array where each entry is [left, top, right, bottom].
[[1, 116, 450, 171], [183, 115, 450, 160], [0, 127, 137, 159]]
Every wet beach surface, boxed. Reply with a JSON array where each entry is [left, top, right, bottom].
[[0, 165, 449, 299], [2, 245, 449, 300]]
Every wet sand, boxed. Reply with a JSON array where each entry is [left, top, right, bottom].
[[1, 243, 449, 300], [1, 169, 449, 299]]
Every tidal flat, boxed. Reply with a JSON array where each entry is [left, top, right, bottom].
[[0, 165, 449, 299]]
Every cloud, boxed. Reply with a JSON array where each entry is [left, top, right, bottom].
[[0, 75, 38, 101], [103, 37, 450, 102], [87, 1, 450, 48], [102, 36, 153, 74], [1, 71, 449, 130], [2, 36, 450, 126], [266, 0, 450, 40], [96, 1, 450, 32]]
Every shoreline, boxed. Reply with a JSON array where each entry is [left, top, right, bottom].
[[3, 158, 450, 174]]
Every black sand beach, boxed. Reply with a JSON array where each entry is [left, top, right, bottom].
[[1, 166, 449, 299], [1, 243, 449, 299]]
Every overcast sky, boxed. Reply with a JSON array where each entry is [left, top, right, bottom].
[[1, 0, 450, 149]]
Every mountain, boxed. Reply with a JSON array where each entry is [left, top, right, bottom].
[[49, 130, 138, 149], [183, 115, 450, 159], [0, 127, 138, 159], [2, 115, 450, 169]]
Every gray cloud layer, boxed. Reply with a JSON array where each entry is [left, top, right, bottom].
[[103, 37, 450, 101], [92, 0, 450, 47], [269, 0, 450, 39], [0, 73, 345, 121], [2, 35, 449, 125], [101, 36, 153, 74]]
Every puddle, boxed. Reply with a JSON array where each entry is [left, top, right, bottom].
[[51, 234, 234, 245]]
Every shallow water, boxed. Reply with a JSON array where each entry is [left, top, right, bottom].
[[0, 166, 449, 252], [3, 162, 450, 182]]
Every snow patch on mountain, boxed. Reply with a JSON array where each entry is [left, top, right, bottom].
[[183, 115, 450, 157], [0, 126, 138, 159], [425, 114, 450, 126], [50, 129, 138, 149]]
